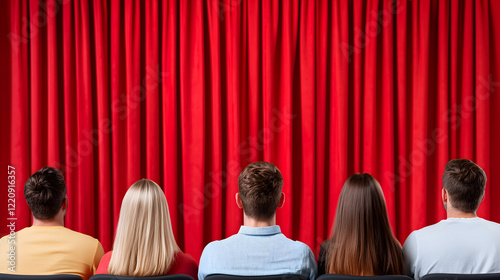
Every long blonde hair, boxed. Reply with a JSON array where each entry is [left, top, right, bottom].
[[108, 179, 180, 276]]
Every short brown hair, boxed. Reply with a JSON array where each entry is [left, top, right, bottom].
[[24, 167, 67, 220], [238, 161, 284, 220], [443, 159, 486, 213]]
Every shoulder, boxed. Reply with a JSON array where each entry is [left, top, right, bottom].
[[175, 251, 197, 264], [95, 251, 113, 274], [319, 239, 332, 252], [58, 227, 104, 257], [1, 227, 29, 240], [318, 239, 332, 261], [282, 234, 312, 250], [406, 220, 446, 240], [201, 240, 221, 252], [279, 235, 315, 258], [403, 221, 449, 254], [269, 232, 314, 253], [199, 240, 223, 263], [101, 251, 113, 261], [64, 228, 103, 249], [201, 235, 238, 256], [295, 240, 314, 254], [274, 237, 316, 275], [171, 251, 198, 279], [478, 218, 500, 228], [60, 227, 101, 243], [289, 240, 316, 275]]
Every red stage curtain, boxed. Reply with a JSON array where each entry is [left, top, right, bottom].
[[3, 0, 500, 262]]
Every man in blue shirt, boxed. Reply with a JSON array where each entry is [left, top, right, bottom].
[[198, 161, 317, 280]]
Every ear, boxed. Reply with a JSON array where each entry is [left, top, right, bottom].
[[442, 188, 448, 203], [277, 193, 285, 208], [62, 196, 68, 211], [235, 193, 243, 209]]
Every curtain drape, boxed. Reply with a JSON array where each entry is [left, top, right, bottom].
[[3, 0, 500, 262]]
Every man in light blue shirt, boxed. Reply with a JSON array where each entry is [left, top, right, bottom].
[[199, 161, 317, 280]]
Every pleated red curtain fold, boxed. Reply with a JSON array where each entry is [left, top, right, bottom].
[[4, 0, 500, 262]]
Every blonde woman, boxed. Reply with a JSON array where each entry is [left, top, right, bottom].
[[96, 179, 197, 279]]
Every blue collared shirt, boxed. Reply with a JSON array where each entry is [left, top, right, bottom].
[[198, 225, 317, 280]]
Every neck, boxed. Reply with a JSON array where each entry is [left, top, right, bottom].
[[447, 208, 477, 219], [32, 216, 64, 227], [243, 214, 276, 227]]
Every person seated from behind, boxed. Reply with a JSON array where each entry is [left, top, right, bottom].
[[96, 179, 198, 279], [0, 167, 104, 280], [403, 159, 500, 280], [198, 161, 317, 280], [318, 173, 404, 276]]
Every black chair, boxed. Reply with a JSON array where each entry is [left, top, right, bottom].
[[205, 275, 308, 280], [0, 274, 82, 280], [317, 275, 413, 280], [90, 275, 195, 280], [421, 273, 500, 280]]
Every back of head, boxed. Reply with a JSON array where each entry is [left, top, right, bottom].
[[24, 167, 67, 220], [109, 179, 179, 276], [238, 161, 284, 220], [442, 159, 486, 213], [326, 173, 404, 276]]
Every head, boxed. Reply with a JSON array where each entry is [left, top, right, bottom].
[[109, 179, 179, 276], [237, 161, 284, 221], [24, 167, 67, 221], [442, 159, 486, 213], [326, 173, 404, 276]]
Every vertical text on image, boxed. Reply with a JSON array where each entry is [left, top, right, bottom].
[[7, 165, 16, 272]]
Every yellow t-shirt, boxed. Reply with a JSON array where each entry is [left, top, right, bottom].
[[0, 226, 104, 280]]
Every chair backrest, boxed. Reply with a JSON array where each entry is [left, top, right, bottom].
[[89, 274, 195, 280], [421, 273, 500, 280], [0, 274, 83, 280], [205, 274, 308, 280], [317, 274, 413, 280]]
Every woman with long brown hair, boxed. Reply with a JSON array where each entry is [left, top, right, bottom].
[[318, 173, 404, 276]]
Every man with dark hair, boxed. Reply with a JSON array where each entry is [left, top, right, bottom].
[[0, 167, 104, 279], [403, 159, 500, 280], [198, 161, 317, 280]]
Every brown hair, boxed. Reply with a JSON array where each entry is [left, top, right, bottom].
[[442, 159, 486, 213], [238, 161, 284, 220], [325, 173, 404, 276], [24, 167, 67, 220]]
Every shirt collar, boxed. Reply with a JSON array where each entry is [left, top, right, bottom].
[[238, 225, 282, 236], [445, 217, 482, 221]]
